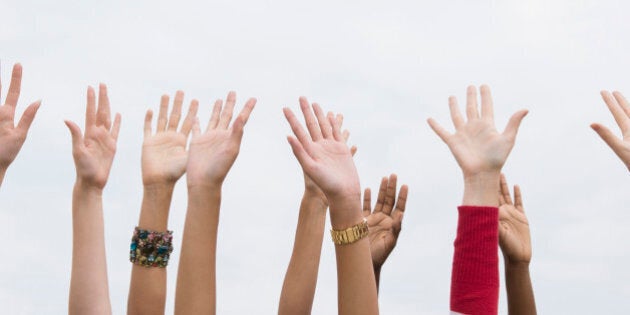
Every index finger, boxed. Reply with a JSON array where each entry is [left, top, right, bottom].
[[5, 63, 22, 108], [601, 90, 630, 135]]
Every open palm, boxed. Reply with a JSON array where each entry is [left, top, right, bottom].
[[592, 90, 630, 170], [498, 174, 531, 264]]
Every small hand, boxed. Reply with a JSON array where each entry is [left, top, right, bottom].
[[498, 174, 531, 264], [427, 85, 528, 177], [284, 97, 359, 200], [363, 174, 408, 268], [142, 91, 198, 185], [591, 90, 630, 170], [65, 84, 121, 189], [0, 63, 41, 170], [186, 91, 256, 187]]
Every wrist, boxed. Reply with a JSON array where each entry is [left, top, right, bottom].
[[143, 182, 176, 193], [74, 179, 104, 196], [328, 193, 362, 230], [504, 258, 531, 269], [303, 188, 328, 207], [462, 171, 501, 206]]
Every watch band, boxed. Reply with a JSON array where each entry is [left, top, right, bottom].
[[330, 218, 369, 245]]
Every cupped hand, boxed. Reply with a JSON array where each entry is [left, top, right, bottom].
[[65, 84, 121, 189], [0, 63, 41, 170], [142, 91, 198, 186], [284, 97, 360, 202], [591, 90, 630, 170], [186, 91, 256, 187], [498, 174, 531, 264], [428, 85, 528, 177], [363, 174, 408, 268]]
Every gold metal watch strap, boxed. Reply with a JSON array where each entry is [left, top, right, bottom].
[[330, 218, 369, 245]]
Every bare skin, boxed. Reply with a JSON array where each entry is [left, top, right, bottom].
[[592, 90, 630, 170]]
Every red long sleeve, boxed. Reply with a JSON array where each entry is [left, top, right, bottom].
[[450, 206, 499, 315]]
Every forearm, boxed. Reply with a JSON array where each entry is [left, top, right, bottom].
[[0, 167, 6, 187], [128, 183, 175, 315], [331, 198, 379, 315], [69, 181, 112, 315], [278, 191, 327, 315], [374, 266, 381, 294], [174, 185, 221, 315], [505, 262, 536, 315]]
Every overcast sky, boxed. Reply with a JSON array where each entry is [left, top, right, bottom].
[[1, 0, 629, 314]]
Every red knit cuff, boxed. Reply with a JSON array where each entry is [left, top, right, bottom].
[[450, 206, 499, 315]]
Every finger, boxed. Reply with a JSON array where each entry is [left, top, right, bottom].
[[479, 84, 494, 122], [180, 99, 199, 136], [218, 91, 236, 129], [514, 185, 525, 212], [602, 91, 630, 135], [16, 100, 41, 133], [143, 110, 153, 138], [111, 113, 121, 141], [299, 96, 323, 141], [427, 118, 451, 143], [591, 123, 625, 152], [328, 112, 343, 141], [613, 91, 630, 117], [374, 176, 388, 213], [336, 113, 344, 128], [283, 107, 312, 146], [502, 110, 529, 140], [5, 63, 22, 108], [350, 145, 357, 156], [363, 188, 372, 217], [465, 85, 479, 120], [287, 135, 314, 170], [191, 117, 201, 138], [156, 94, 169, 132], [64, 120, 83, 148], [232, 98, 257, 137], [96, 83, 111, 129], [312, 103, 332, 139], [167, 90, 184, 131], [448, 96, 465, 129], [382, 174, 398, 215], [85, 86, 96, 129], [342, 129, 350, 143], [500, 173, 513, 205], [207, 99, 222, 131], [392, 184, 408, 237]]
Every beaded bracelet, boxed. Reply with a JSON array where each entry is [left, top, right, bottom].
[[129, 227, 174, 268]]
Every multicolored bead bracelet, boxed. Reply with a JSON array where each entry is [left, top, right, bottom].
[[129, 227, 174, 268]]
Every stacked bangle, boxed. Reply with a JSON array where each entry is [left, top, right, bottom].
[[129, 227, 174, 268]]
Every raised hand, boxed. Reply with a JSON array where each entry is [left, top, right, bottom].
[[186, 91, 256, 187], [284, 97, 360, 212], [142, 91, 198, 185], [0, 63, 41, 174], [498, 174, 531, 264], [428, 85, 528, 178], [363, 174, 408, 269], [65, 84, 121, 189], [591, 90, 630, 170]]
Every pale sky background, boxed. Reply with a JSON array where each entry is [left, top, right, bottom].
[[1, 0, 629, 314]]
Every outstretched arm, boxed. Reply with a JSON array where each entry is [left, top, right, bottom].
[[0, 63, 41, 186], [428, 85, 527, 315], [363, 174, 408, 292], [67, 84, 121, 315], [284, 97, 378, 315], [591, 90, 630, 170], [127, 91, 198, 314], [498, 174, 536, 315], [174, 92, 256, 315]]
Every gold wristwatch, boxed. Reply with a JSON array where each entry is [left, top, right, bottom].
[[330, 218, 369, 245]]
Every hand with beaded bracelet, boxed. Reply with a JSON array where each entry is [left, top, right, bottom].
[[127, 91, 198, 314], [0, 63, 41, 187], [278, 106, 356, 315], [283, 98, 379, 315], [66, 84, 121, 315], [174, 92, 256, 315]]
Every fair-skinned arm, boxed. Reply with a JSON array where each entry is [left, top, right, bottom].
[[278, 109, 355, 315], [174, 92, 256, 315], [283, 97, 378, 315], [66, 84, 121, 315], [362, 174, 408, 292], [0, 63, 41, 186], [498, 174, 536, 315], [127, 91, 198, 315], [591, 90, 630, 170], [428, 85, 527, 315]]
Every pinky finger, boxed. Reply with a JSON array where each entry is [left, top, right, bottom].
[[111, 113, 122, 141], [144, 110, 153, 138], [514, 185, 524, 211]]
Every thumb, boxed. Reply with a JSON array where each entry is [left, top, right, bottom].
[[64, 120, 83, 148]]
